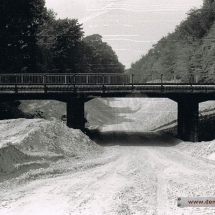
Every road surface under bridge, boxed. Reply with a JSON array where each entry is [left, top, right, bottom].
[[1, 73, 215, 142]]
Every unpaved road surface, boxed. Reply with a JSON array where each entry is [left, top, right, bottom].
[[1, 132, 215, 215]]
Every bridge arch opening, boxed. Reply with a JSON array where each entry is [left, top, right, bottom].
[[86, 98, 215, 142], [86, 97, 177, 134], [198, 100, 215, 141], [86, 98, 179, 146]]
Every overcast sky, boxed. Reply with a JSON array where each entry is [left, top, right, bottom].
[[45, 0, 203, 68]]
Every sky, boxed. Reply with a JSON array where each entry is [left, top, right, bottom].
[[45, 0, 203, 69]]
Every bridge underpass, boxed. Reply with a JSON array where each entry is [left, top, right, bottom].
[[65, 94, 211, 143], [1, 73, 215, 142]]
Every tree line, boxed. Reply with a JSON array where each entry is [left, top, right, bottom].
[[0, 0, 125, 74], [129, 0, 215, 83]]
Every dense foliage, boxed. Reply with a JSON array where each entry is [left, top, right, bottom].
[[0, 0, 47, 73], [129, 0, 215, 83], [82, 34, 124, 73], [0, 1, 124, 74], [38, 17, 124, 73]]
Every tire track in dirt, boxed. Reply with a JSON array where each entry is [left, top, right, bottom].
[[144, 146, 215, 215]]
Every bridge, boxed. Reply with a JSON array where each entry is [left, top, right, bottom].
[[1, 73, 215, 142]]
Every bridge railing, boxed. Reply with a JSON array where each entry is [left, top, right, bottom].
[[0, 73, 132, 85], [132, 74, 199, 84], [0, 73, 205, 85]]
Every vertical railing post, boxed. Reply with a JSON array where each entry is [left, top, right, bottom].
[[73, 74, 76, 92], [73, 74, 76, 83], [160, 73, 164, 92], [108, 75, 111, 84], [130, 74, 134, 84], [189, 74, 194, 84], [102, 74, 105, 93], [195, 74, 198, 83], [15, 74, 18, 93], [43, 74, 47, 93], [64, 75, 67, 84]]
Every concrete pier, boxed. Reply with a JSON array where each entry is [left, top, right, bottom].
[[67, 98, 85, 130], [178, 100, 199, 142]]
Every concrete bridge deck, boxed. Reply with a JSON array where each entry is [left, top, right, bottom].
[[1, 84, 215, 95]]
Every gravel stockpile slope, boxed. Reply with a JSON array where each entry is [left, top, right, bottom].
[[0, 118, 102, 176]]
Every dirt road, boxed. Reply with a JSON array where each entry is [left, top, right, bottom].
[[1, 132, 215, 215]]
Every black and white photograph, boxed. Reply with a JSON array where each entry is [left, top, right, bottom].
[[1, 0, 215, 214]]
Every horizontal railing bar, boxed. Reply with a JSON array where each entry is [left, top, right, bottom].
[[0, 73, 130, 76], [0, 83, 215, 87]]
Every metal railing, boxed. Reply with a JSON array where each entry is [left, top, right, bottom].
[[0, 73, 131, 85], [0, 73, 212, 85], [1, 73, 215, 94]]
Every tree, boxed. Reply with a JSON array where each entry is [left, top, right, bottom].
[[51, 19, 84, 72], [0, 0, 47, 73], [129, 1, 215, 83], [83, 34, 125, 73], [37, 17, 84, 73]]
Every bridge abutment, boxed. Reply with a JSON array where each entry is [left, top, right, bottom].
[[67, 98, 85, 130], [177, 99, 199, 142]]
